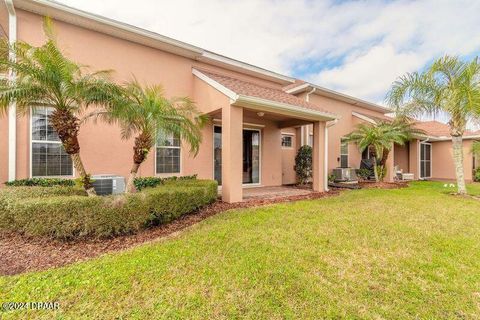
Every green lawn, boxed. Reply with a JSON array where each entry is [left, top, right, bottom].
[[2, 181, 480, 319]]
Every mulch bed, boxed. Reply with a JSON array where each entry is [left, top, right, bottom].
[[359, 181, 409, 189], [0, 190, 341, 276]]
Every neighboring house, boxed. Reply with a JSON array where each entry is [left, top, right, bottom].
[[0, 1, 477, 204], [296, 107, 480, 182]]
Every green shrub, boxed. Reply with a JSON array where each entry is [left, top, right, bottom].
[[134, 174, 198, 191], [5, 178, 75, 187], [294, 145, 312, 185], [474, 168, 480, 182], [0, 179, 217, 240], [0, 186, 87, 232], [0, 186, 86, 199], [357, 168, 373, 180]]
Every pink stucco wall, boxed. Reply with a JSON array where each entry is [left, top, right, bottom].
[[431, 140, 474, 182], [0, 3, 9, 184], [278, 93, 406, 183], [394, 143, 409, 173], [280, 127, 297, 185], [0, 8, 296, 188], [0, 110, 7, 184], [300, 94, 391, 172], [0, 7, 473, 189]]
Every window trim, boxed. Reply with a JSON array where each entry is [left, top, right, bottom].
[[281, 134, 293, 148], [340, 139, 349, 168], [154, 131, 182, 177], [29, 107, 74, 178]]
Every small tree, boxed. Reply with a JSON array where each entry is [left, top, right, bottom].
[[95, 80, 208, 193], [0, 18, 121, 196], [294, 145, 312, 185], [386, 55, 480, 194], [344, 120, 422, 182]]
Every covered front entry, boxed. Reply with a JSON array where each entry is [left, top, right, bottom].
[[192, 68, 337, 203], [214, 126, 260, 186]]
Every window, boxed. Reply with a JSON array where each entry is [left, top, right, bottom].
[[156, 130, 181, 174], [340, 139, 349, 168], [362, 145, 376, 160], [281, 134, 293, 148], [308, 134, 313, 147], [31, 107, 73, 177]]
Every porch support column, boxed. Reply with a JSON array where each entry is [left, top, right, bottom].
[[221, 105, 243, 203], [312, 121, 326, 192], [409, 139, 419, 179], [385, 144, 395, 182]]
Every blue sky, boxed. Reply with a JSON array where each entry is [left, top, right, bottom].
[[59, 0, 480, 107]]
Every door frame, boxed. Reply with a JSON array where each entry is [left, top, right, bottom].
[[212, 124, 262, 187], [419, 141, 432, 179]]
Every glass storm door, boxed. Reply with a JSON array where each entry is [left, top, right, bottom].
[[214, 126, 222, 185], [213, 127, 260, 186], [420, 142, 432, 179], [242, 129, 260, 184]]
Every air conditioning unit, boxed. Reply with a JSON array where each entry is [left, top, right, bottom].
[[332, 168, 358, 183], [91, 175, 126, 196]]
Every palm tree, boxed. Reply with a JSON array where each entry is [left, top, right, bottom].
[[386, 55, 480, 194], [0, 18, 121, 195], [345, 120, 422, 181], [101, 80, 208, 193]]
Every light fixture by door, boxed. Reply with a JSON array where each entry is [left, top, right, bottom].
[[257, 112, 265, 117]]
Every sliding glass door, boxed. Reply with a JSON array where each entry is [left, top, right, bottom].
[[213, 126, 260, 186], [420, 142, 432, 179], [242, 129, 260, 184]]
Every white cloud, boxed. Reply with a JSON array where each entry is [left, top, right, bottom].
[[309, 44, 424, 101], [58, 0, 480, 103]]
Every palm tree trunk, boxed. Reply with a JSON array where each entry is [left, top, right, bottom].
[[125, 132, 152, 193], [372, 156, 379, 182], [50, 109, 96, 196], [125, 162, 141, 193], [452, 135, 467, 194], [71, 153, 96, 196]]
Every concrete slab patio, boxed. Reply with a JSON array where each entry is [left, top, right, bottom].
[[242, 186, 315, 200]]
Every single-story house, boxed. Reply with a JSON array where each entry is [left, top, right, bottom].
[[0, 0, 478, 203]]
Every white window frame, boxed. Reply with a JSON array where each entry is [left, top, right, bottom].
[[29, 107, 74, 178], [155, 131, 182, 177], [281, 134, 293, 148], [419, 142, 432, 179], [340, 139, 349, 168]]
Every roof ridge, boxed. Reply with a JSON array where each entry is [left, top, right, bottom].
[[199, 69, 293, 93]]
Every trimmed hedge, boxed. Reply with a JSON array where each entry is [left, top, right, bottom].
[[5, 178, 76, 187], [134, 174, 198, 191], [0, 179, 217, 240]]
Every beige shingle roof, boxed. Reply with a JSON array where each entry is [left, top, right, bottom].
[[414, 121, 479, 137], [199, 70, 335, 117], [414, 121, 451, 137]]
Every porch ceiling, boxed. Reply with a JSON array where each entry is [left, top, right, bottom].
[[210, 108, 314, 128]]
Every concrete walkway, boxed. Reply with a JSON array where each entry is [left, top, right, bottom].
[[242, 186, 314, 200]]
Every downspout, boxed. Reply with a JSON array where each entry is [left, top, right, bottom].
[[324, 119, 339, 191], [302, 87, 316, 146], [5, 0, 16, 182]]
